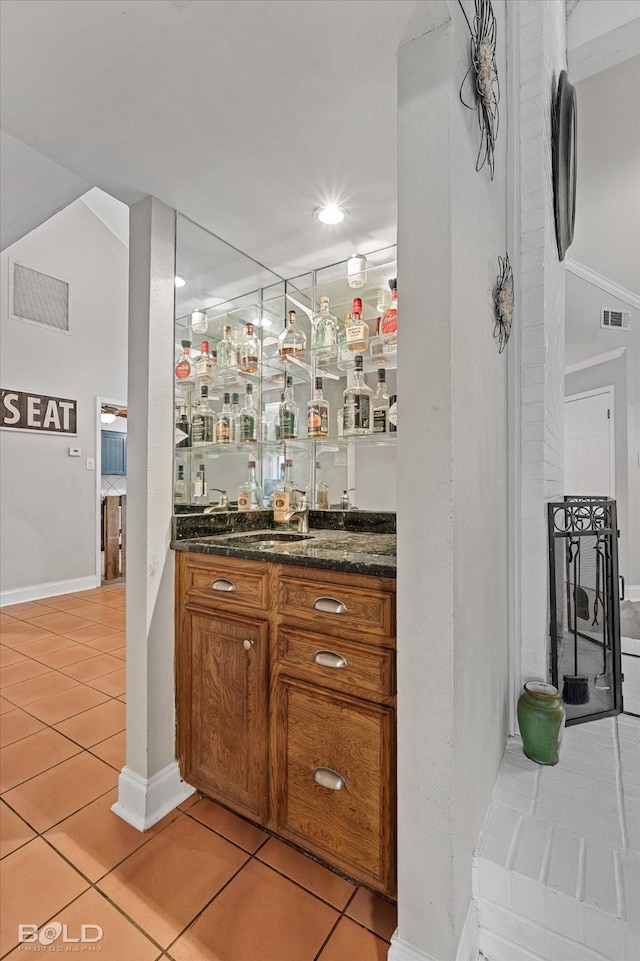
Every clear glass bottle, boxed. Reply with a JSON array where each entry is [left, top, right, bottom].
[[381, 278, 397, 346], [191, 309, 208, 333], [346, 298, 369, 353], [307, 376, 329, 439], [192, 463, 207, 501], [388, 394, 397, 432], [343, 355, 373, 435], [217, 325, 235, 370], [311, 296, 338, 363], [279, 376, 298, 440], [238, 460, 263, 511], [241, 323, 259, 374], [372, 369, 390, 434], [337, 313, 354, 371], [175, 464, 187, 503], [175, 402, 191, 448], [175, 340, 195, 384], [314, 461, 329, 510], [238, 383, 257, 443], [273, 458, 298, 523], [369, 317, 387, 365], [278, 310, 306, 362], [192, 385, 216, 446], [230, 393, 241, 443], [195, 340, 215, 385], [215, 392, 232, 445]]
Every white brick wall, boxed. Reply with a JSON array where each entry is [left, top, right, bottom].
[[475, 715, 640, 961]]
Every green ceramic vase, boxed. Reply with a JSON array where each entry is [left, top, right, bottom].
[[517, 681, 565, 765]]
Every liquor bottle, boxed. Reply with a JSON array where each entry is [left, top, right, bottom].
[[217, 325, 235, 370], [241, 323, 259, 374], [337, 313, 354, 371], [278, 310, 306, 362], [215, 393, 232, 445], [192, 463, 207, 501], [192, 385, 216, 446], [311, 296, 338, 362], [372, 369, 390, 433], [238, 383, 257, 443], [191, 309, 208, 333], [388, 394, 397, 432], [230, 393, 241, 443], [237, 460, 262, 511], [175, 402, 191, 448], [381, 278, 397, 346], [314, 461, 329, 510], [175, 464, 187, 503], [175, 340, 195, 383], [343, 355, 373, 435], [273, 458, 298, 523], [369, 317, 387, 365], [279, 376, 298, 440], [195, 340, 215, 385], [307, 376, 329, 438], [346, 298, 369, 353]]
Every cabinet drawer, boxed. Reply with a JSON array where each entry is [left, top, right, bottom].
[[276, 627, 395, 700], [273, 678, 395, 895], [277, 573, 394, 641], [182, 554, 268, 612]]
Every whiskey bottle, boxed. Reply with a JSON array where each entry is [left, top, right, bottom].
[[343, 355, 373, 435], [215, 393, 232, 445], [175, 464, 187, 503], [388, 394, 397, 432], [195, 340, 215, 385], [314, 461, 329, 510], [192, 463, 207, 501], [175, 340, 195, 384], [381, 278, 397, 346], [192, 385, 216, 446], [273, 458, 298, 524], [240, 323, 259, 374], [238, 383, 257, 443], [346, 298, 369, 353], [279, 376, 298, 440], [311, 296, 338, 363], [307, 376, 329, 438], [278, 310, 306, 362], [238, 460, 262, 511], [369, 317, 387, 365], [175, 402, 191, 448], [217, 325, 235, 370], [230, 393, 241, 443], [372, 369, 390, 433], [337, 313, 354, 371]]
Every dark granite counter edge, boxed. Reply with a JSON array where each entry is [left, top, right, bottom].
[[173, 509, 396, 541]]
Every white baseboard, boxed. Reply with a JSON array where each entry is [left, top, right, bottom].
[[626, 584, 640, 603], [0, 574, 100, 607], [111, 762, 195, 832], [388, 901, 479, 961]]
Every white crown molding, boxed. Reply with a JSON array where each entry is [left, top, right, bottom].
[[565, 346, 626, 375], [565, 258, 640, 311]]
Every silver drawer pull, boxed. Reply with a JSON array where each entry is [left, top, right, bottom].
[[314, 596, 348, 614], [313, 767, 347, 791], [211, 578, 236, 592], [313, 650, 347, 669]]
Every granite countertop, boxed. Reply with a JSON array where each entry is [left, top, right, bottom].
[[171, 511, 396, 578]]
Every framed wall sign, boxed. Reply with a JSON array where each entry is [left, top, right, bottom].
[[0, 388, 78, 435]]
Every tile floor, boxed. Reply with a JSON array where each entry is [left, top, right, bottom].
[[0, 585, 396, 960]]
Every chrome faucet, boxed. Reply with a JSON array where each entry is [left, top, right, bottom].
[[204, 489, 228, 513], [283, 494, 309, 533]]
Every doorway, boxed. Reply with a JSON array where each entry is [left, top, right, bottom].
[[564, 386, 615, 497], [96, 396, 128, 584]]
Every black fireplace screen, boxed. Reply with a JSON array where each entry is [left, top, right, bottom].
[[547, 498, 623, 726]]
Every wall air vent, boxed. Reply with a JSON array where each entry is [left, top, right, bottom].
[[9, 261, 69, 333], [601, 308, 630, 331]]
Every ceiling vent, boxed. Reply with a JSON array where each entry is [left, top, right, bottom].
[[9, 261, 69, 333], [601, 308, 630, 331]]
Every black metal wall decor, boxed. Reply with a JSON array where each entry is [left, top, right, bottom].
[[547, 498, 623, 726], [458, 0, 500, 180], [552, 70, 577, 261], [493, 253, 513, 353]]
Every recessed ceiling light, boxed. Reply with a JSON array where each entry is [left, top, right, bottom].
[[174, 275, 186, 288], [315, 205, 345, 225]]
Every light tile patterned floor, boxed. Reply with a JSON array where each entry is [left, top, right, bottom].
[[0, 585, 396, 960]]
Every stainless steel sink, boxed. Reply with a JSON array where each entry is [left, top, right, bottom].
[[223, 531, 314, 546]]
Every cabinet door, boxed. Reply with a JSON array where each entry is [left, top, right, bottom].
[[272, 677, 396, 895], [180, 607, 268, 822], [101, 430, 127, 475]]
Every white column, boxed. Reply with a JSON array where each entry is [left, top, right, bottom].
[[112, 196, 194, 831]]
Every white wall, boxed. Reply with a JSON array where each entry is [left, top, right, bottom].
[[0, 198, 128, 601], [395, 2, 508, 959]]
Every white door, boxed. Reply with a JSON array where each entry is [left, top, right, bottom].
[[564, 387, 615, 496]]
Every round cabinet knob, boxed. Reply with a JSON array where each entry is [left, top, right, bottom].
[[243, 639, 254, 650]]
